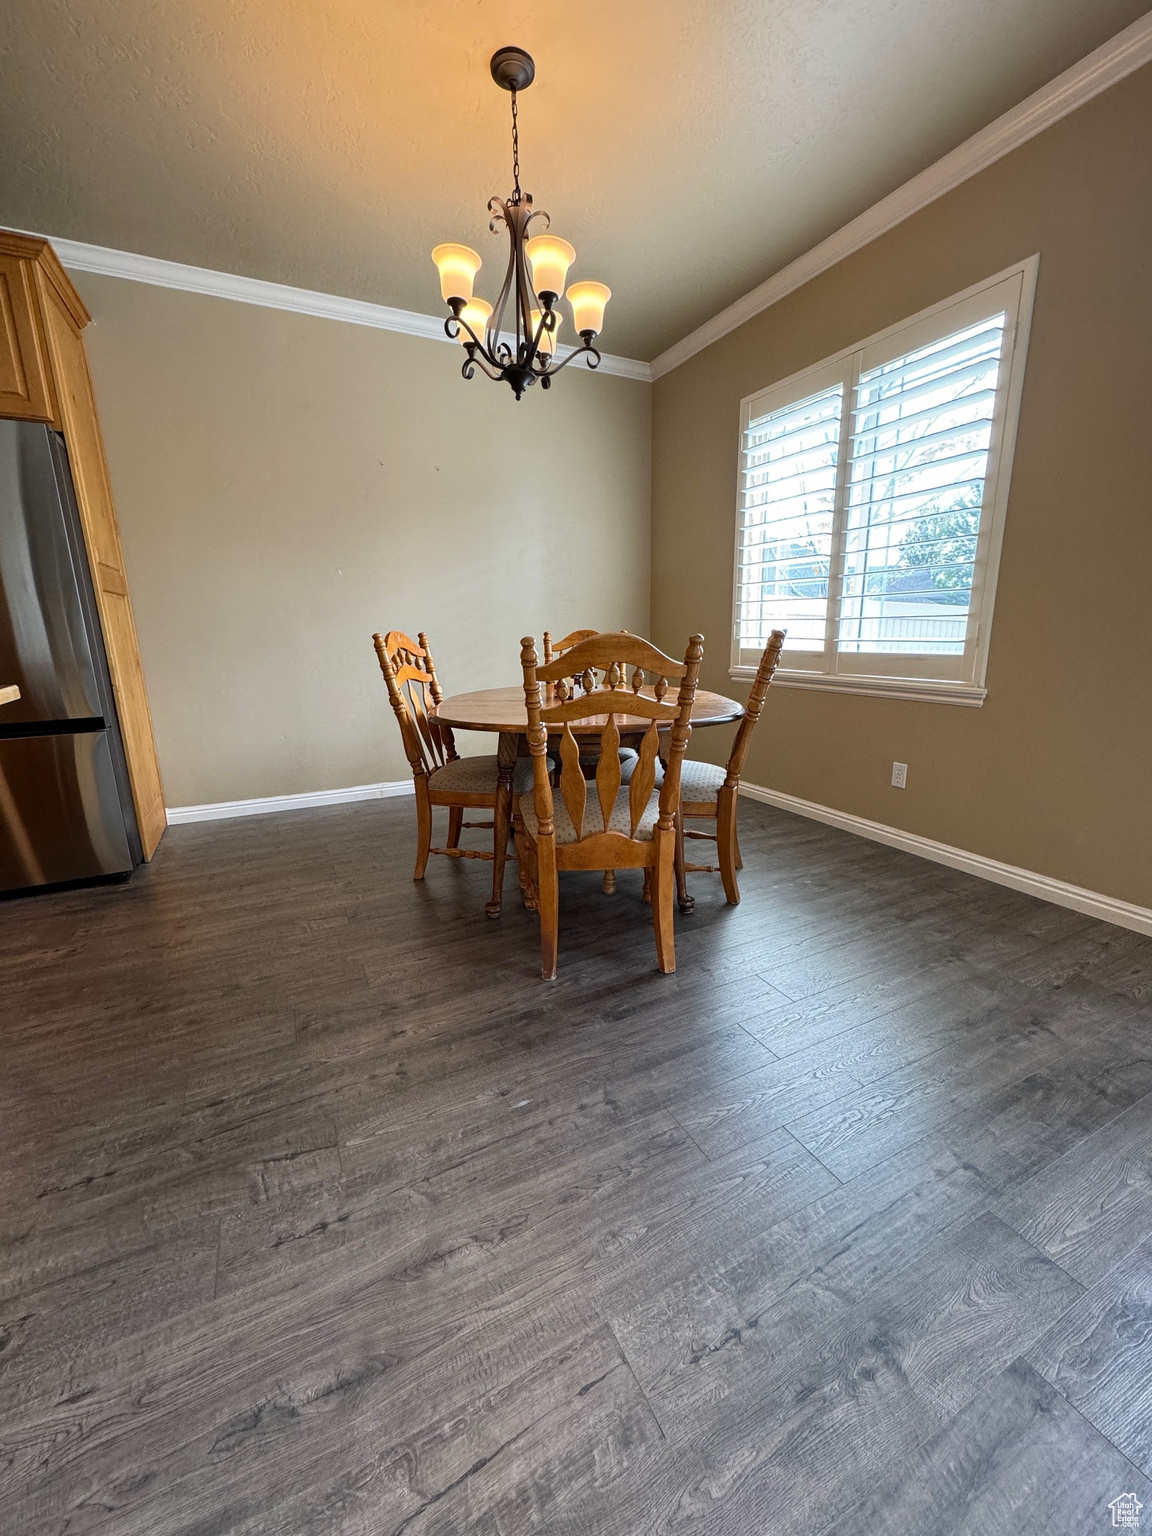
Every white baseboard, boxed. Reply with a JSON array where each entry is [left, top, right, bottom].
[[166, 779, 414, 824], [740, 781, 1152, 938]]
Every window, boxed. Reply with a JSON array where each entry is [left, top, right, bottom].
[[732, 258, 1037, 704]]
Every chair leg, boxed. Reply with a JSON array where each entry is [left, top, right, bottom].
[[651, 833, 677, 973], [413, 778, 433, 880], [446, 805, 464, 848], [641, 867, 652, 905], [674, 811, 694, 913], [716, 785, 740, 905], [602, 870, 617, 895], [486, 732, 518, 919], [515, 824, 539, 910], [536, 837, 559, 980], [514, 818, 527, 897]]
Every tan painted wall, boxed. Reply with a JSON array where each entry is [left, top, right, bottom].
[[74, 275, 651, 807], [651, 64, 1152, 908]]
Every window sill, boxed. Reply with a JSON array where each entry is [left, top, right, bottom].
[[729, 667, 987, 707]]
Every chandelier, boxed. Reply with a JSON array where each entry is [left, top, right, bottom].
[[432, 46, 611, 400]]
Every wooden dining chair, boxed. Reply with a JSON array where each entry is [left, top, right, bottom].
[[543, 627, 639, 775], [542, 629, 600, 667], [372, 629, 529, 880], [674, 628, 785, 909], [514, 630, 704, 978], [543, 626, 644, 898]]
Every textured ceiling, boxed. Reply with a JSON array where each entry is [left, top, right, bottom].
[[1, 1, 1147, 359]]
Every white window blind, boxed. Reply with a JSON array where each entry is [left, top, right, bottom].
[[839, 315, 1006, 658], [737, 383, 842, 654], [731, 261, 1036, 702]]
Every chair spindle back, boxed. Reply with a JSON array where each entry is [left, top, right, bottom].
[[372, 629, 457, 778], [726, 629, 786, 782], [542, 629, 643, 704], [522, 630, 704, 844]]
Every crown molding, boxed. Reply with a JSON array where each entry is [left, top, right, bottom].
[[650, 12, 1152, 380], [37, 234, 652, 383]]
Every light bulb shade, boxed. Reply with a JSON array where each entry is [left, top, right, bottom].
[[567, 281, 611, 337], [525, 235, 576, 299], [457, 297, 492, 346], [432, 243, 482, 303], [530, 307, 564, 356]]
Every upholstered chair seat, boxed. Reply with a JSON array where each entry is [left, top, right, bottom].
[[429, 755, 534, 795], [519, 788, 660, 845]]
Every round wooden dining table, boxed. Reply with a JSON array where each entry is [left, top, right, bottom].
[[433, 685, 744, 916]]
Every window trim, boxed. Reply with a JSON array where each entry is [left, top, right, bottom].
[[729, 255, 1039, 705]]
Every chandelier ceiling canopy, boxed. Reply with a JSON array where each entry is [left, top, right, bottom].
[[432, 47, 611, 400]]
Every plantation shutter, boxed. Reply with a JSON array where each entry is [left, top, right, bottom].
[[730, 263, 1031, 695], [837, 313, 1009, 661], [734, 378, 845, 665]]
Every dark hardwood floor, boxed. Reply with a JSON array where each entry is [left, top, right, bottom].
[[2, 797, 1152, 1535]]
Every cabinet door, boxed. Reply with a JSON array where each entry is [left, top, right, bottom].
[[0, 254, 53, 421], [39, 278, 167, 857]]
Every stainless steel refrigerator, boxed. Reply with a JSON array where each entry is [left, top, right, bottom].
[[0, 418, 141, 894]]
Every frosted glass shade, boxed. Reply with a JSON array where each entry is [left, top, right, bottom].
[[567, 281, 611, 337], [456, 297, 492, 345], [432, 243, 482, 303], [525, 235, 576, 299], [530, 308, 564, 356]]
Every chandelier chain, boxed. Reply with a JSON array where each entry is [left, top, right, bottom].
[[510, 90, 521, 201]]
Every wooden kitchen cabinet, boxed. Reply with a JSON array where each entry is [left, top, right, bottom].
[[0, 230, 166, 857], [0, 249, 55, 422]]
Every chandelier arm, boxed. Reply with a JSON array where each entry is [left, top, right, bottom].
[[462, 349, 506, 382], [486, 198, 519, 355], [444, 311, 505, 374], [514, 224, 539, 364], [446, 313, 499, 360], [523, 305, 557, 373], [541, 339, 603, 377]]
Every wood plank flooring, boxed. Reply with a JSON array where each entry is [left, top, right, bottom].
[[2, 797, 1151, 1534]]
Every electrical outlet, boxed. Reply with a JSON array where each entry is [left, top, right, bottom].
[[891, 761, 908, 789]]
